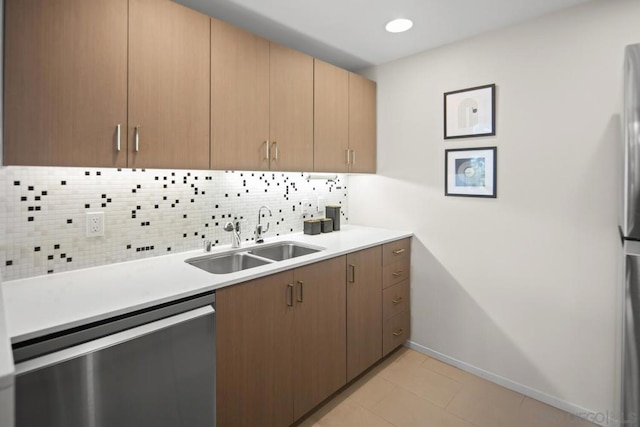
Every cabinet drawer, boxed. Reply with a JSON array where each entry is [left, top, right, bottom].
[[382, 238, 411, 266], [383, 310, 410, 357], [383, 258, 410, 289], [383, 280, 409, 321]]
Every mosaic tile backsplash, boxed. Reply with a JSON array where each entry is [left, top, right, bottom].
[[0, 167, 348, 281]]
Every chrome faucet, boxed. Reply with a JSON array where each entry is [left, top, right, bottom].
[[224, 221, 241, 248], [255, 206, 272, 243]]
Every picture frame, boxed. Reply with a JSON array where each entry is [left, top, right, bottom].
[[445, 147, 497, 198], [444, 84, 496, 139]]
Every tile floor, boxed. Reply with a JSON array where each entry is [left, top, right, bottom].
[[298, 347, 597, 427]]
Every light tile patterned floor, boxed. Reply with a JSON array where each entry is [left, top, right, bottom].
[[298, 348, 597, 427]]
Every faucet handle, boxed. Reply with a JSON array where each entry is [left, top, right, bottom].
[[204, 240, 212, 252]]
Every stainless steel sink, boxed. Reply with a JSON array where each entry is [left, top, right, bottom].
[[249, 242, 322, 261], [186, 241, 325, 274], [186, 252, 272, 274]]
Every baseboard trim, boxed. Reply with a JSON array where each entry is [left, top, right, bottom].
[[406, 341, 618, 427]]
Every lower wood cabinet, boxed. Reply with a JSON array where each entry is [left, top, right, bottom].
[[383, 307, 411, 357], [382, 238, 412, 356], [216, 256, 346, 427], [346, 246, 382, 382], [216, 270, 294, 427], [217, 239, 410, 426], [293, 257, 346, 419]]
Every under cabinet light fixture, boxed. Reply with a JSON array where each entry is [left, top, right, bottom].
[[385, 18, 413, 33], [306, 174, 337, 182]]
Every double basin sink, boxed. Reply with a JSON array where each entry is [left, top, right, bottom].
[[185, 241, 324, 274]]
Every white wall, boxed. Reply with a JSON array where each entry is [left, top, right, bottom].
[[349, 0, 640, 419]]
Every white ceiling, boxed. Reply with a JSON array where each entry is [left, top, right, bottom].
[[175, 0, 594, 71]]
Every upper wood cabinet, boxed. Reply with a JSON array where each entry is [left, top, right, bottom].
[[269, 43, 314, 172], [313, 59, 350, 173], [211, 31, 313, 172], [4, 0, 375, 173], [348, 73, 377, 173], [312, 66, 377, 173], [128, 0, 210, 170], [3, 0, 128, 167], [211, 18, 270, 171]]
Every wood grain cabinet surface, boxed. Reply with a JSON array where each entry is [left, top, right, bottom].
[[216, 256, 346, 427], [346, 246, 383, 382], [4, 0, 128, 167], [210, 27, 314, 172], [348, 73, 377, 173], [292, 257, 347, 419], [313, 62, 377, 173], [217, 239, 410, 426], [211, 18, 270, 171], [128, 0, 210, 170], [4, 0, 375, 173], [216, 270, 295, 427], [4, 0, 210, 170], [313, 59, 350, 173], [382, 238, 411, 356], [269, 43, 314, 172]]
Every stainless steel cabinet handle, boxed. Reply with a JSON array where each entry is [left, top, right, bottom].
[[287, 283, 294, 307], [264, 140, 270, 161], [392, 297, 403, 304], [392, 248, 405, 255], [345, 149, 350, 165], [116, 124, 121, 151], [15, 306, 214, 375], [392, 328, 405, 337], [135, 126, 140, 152], [348, 264, 356, 283], [351, 149, 356, 165], [297, 280, 304, 302], [392, 271, 404, 277], [272, 141, 279, 161]]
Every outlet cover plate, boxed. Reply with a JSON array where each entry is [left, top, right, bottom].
[[86, 212, 105, 237]]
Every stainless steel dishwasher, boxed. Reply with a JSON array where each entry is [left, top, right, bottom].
[[12, 292, 216, 427]]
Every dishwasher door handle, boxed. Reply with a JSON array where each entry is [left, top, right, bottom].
[[15, 305, 214, 375]]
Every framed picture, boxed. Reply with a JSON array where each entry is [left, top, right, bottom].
[[444, 84, 495, 139], [445, 147, 497, 198]]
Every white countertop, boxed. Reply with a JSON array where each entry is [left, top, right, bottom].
[[2, 225, 411, 344], [0, 276, 15, 389]]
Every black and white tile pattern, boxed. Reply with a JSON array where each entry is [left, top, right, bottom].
[[0, 167, 348, 281]]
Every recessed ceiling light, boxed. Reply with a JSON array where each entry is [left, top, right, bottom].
[[385, 18, 413, 33]]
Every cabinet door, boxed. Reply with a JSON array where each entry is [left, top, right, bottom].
[[349, 73, 377, 173], [128, 0, 210, 170], [211, 18, 270, 171], [216, 271, 295, 427], [293, 257, 346, 420], [313, 59, 349, 173], [346, 246, 383, 381], [269, 43, 314, 172], [4, 0, 128, 167]]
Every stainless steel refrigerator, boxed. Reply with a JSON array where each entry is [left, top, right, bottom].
[[622, 42, 640, 427]]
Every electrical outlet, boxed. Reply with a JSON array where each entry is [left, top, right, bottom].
[[302, 199, 310, 215], [317, 197, 326, 213], [86, 212, 105, 237]]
